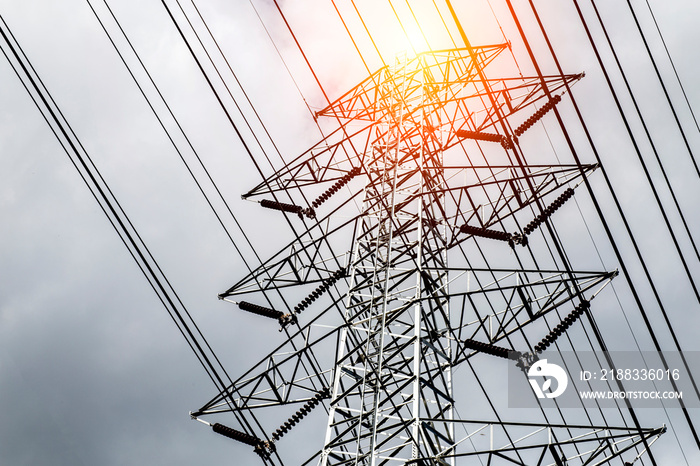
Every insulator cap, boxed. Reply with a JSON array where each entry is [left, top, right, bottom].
[[455, 129, 505, 144], [260, 199, 302, 215], [464, 338, 521, 360], [535, 300, 590, 352], [523, 187, 575, 236], [269, 388, 330, 442], [238, 301, 297, 330], [294, 268, 346, 314], [260, 199, 314, 219], [514, 95, 562, 137], [238, 301, 284, 320], [212, 423, 263, 448], [459, 224, 512, 243], [310, 167, 361, 210]]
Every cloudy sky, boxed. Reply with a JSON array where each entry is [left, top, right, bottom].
[[1, 0, 699, 465]]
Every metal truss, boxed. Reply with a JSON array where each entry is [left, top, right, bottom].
[[403, 421, 665, 466], [317, 54, 455, 464], [192, 41, 665, 466], [242, 46, 582, 199]]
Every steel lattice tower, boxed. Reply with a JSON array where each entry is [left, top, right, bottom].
[[190, 42, 666, 466], [320, 53, 455, 464]]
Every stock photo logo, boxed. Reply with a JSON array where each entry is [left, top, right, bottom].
[[527, 359, 569, 399]]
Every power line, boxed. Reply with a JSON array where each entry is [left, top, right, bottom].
[[0, 13, 235, 404], [523, 0, 700, 451], [642, 0, 700, 134], [621, 0, 700, 178]]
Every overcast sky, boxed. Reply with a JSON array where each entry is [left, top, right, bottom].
[[1, 0, 700, 465]]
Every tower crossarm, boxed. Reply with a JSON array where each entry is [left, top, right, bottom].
[[400, 421, 666, 466], [316, 45, 508, 122]]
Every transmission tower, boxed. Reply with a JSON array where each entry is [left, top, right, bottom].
[[190, 32, 665, 466]]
